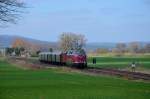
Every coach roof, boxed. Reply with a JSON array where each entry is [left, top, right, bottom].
[[39, 52, 62, 55]]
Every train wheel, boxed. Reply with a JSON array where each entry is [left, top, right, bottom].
[[84, 63, 87, 68]]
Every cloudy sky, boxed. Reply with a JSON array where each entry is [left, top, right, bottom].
[[0, 0, 150, 42]]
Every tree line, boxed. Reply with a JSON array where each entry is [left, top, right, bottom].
[[5, 32, 87, 57], [94, 42, 150, 56]]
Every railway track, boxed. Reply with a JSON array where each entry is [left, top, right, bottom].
[[86, 67, 150, 81], [9, 57, 150, 81]]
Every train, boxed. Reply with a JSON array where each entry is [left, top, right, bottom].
[[39, 50, 87, 68]]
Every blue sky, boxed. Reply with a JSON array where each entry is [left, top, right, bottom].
[[0, 0, 150, 42]]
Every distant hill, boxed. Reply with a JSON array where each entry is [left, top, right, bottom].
[[0, 35, 15, 47], [86, 42, 116, 50], [0, 35, 116, 50], [0, 35, 58, 51], [0, 35, 149, 51]]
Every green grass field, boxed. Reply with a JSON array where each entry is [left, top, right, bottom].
[[87, 57, 150, 69], [0, 59, 150, 99]]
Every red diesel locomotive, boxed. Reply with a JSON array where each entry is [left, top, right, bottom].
[[39, 50, 87, 68]]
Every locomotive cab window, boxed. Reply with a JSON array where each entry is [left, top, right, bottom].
[[67, 50, 73, 55]]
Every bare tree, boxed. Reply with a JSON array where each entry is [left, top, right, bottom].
[[144, 43, 150, 53], [112, 48, 122, 56], [59, 32, 87, 52], [116, 43, 126, 53], [12, 38, 28, 49], [0, 0, 25, 24], [128, 42, 141, 53], [96, 48, 109, 54]]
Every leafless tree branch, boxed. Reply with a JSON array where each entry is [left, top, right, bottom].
[[0, 0, 25, 24]]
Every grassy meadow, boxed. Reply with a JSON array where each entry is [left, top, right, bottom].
[[87, 56, 150, 69], [0, 58, 150, 99]]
